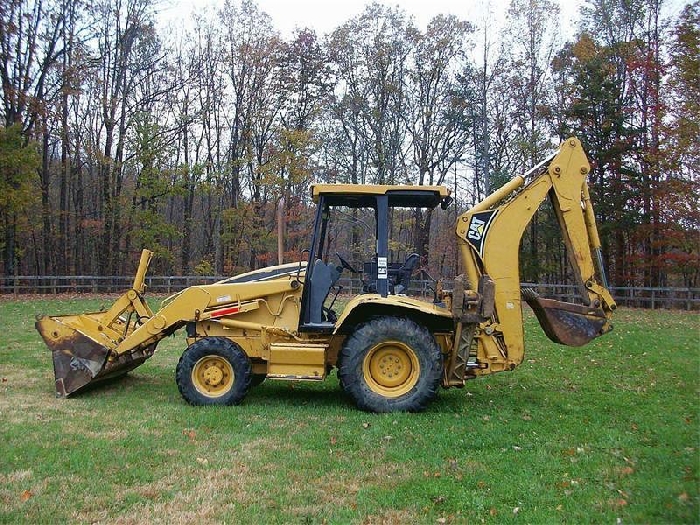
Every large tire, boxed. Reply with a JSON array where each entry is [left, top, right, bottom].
[[338, 317, 443, 413], [176, 337, 252, 406]]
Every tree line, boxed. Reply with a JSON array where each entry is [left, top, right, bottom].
[[1, 0, 697, 288]]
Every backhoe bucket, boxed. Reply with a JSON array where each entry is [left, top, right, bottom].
[[36, 314, 156, 397], [522, 289, 612, 347]]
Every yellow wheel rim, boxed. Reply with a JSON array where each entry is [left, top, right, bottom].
[[362, 341, 420, 398], [191, 356, 234, 398]]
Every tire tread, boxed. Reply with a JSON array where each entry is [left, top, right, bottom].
[[176, 337, 252, 406], [338, 316, 442, 413]]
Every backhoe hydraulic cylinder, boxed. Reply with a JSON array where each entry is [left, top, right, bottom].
[[132, 250, 154, 294], [469, 175, 524, 214], [582, 184, 609, 288]]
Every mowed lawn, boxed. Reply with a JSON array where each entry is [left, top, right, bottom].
[[0, 297, 697, 524]]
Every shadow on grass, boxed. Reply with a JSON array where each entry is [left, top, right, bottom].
[[66, 371, 355, 411], [243, 377, 548, 415], [57, 364, 570, 417], [63, 371, 173, 402], [245, 379, 353, 410]]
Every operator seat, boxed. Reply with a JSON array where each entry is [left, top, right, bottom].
[[362, 253, 421, 295], [307, 259, 340, 324], [393, 253, 420, 295]]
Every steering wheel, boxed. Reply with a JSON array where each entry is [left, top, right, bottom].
[[336, 252, 358, 273]]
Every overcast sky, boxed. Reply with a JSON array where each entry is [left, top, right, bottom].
[[158, 0, 690, 50], [158, 0, 583, 38]]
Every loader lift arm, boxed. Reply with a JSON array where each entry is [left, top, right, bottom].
[[36, 251, 302, 397], [445, 137, 616, 386]]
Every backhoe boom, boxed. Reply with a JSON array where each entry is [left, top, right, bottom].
[[446, 137, 616, 386]]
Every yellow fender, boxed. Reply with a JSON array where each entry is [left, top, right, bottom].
[[334, 294, 453, 338]]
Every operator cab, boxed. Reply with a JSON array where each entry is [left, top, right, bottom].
[[299, 184, 452, 332]]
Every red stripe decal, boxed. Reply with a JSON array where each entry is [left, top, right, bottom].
[[210, 306, 240, 318]]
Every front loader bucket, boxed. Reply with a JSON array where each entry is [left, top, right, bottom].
[[36, 315, 156, 397], [35, 250, 158, 397], [522, 289, 612, 347]]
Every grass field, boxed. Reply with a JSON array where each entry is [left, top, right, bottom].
[[0, 297, 698, 524]]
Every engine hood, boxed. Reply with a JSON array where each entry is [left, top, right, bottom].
[[215, 261, 307, 285]]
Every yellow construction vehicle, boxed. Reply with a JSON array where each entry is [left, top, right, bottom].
[[36, 137, 616, 412]]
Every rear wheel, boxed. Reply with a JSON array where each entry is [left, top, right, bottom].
[[176, 337, 251, 406], [338, 317, 443, 412]]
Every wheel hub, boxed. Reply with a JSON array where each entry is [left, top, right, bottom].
[[363, 341, 420, 397], [203, 365, 224, 385], [192, 356, 234, 397], [372, 349, 411, 387]]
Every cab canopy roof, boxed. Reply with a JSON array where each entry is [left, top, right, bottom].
[[311, 184, 451, 209]]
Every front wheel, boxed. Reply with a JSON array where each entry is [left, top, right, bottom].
[[338, 317, 443, 413], [176, 337, 252, 406]]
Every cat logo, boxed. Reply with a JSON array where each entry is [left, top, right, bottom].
[[468, 217, 485, 241], [465, 210, 497, 257]]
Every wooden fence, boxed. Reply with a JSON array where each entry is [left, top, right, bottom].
[[1, 275, 698, 310]]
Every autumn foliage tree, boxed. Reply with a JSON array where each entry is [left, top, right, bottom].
[[658, 2, 700, 287], [0, 124, 39, 277], [551, 0, 700, 288]]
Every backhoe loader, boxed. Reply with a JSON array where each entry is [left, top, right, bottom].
[[36, 137, 616, 412]]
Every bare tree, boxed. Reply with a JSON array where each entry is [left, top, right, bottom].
[[86, 0, 161, 274], [405, 14, 474, 257], [499, 0, 561, 282], [0, 0, 66, 275], [327, 3, 414, 185]]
